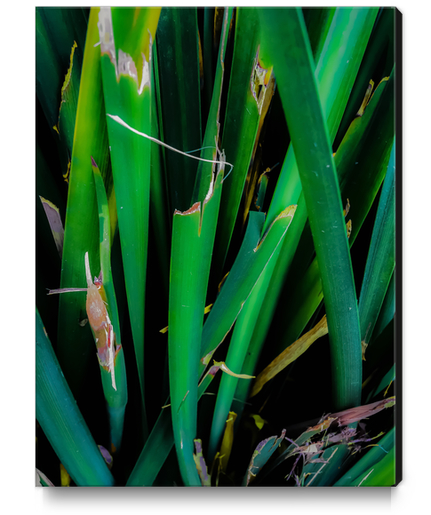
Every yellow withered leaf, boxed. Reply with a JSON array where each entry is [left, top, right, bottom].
[[219, 411, 237, 472], [250, 315, 328, 397]]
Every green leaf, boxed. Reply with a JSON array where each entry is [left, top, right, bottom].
[[126, 356, 224, 486], [212, 7, 265, 278], [231, 7, 378, 414], [91, 158, 128, 453], [168, 168, 224, 485], [302, 444, 350, 486], [53, 41, 80, 158], [334, 427, 395, 486], [36, 7, 87, 131], [264, 7, 378, 233], [269, 68, 395, 363], [99, 6, 161, 439], [36, 309, 115, 486], [359, 141, 396, 348], [232, 197, 308, 417], [36, 8, 64, 130], [199, 206, 296, 374], [201, 8, 215, 121], [303, 7, 336, 63], [352, 446, 396, 486], [156, 7, 202, 214], [127, 206, 295, 485], [258, 7, 361, 410], [56, 8, 111, 397], [334, 8, 395, 149], [207, 264, 274, 461], [192, 7, 233, 205], [148, 38, 171, 299]]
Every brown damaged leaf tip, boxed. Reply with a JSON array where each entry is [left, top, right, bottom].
[[250, 315, 328, 397]]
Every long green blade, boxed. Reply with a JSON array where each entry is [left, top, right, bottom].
[[359, 141, 396, 348], [149, 38, 171, 299], [192, 7, 233, 205], [127, 205, 295, 485], [259, 7, 361, 410], [91, 159, 127, 453], [156, 7, 202, 214], [270, 71, 395, 360], [229, 7, 378, 415], [264, 7, 378, 233], [36, 309, 115, 486], [168, 167, 224, 486], [99, 6, 161, 439], [56, 8, 111, 397], [212, 7, 265, 278]]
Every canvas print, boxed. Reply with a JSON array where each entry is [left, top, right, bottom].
[[36, 6, 400, 487]]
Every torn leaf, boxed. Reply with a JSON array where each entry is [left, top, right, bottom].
[[85, 252, 120, 391], [261, 397, 396, 484], [97, 7, 159, 95], [243, 429, 286, 486], [251, 48, 273, 115], [193, 439, 211, 486]]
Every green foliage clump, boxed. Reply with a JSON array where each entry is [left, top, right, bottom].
[[36, 6, 398, 487]]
